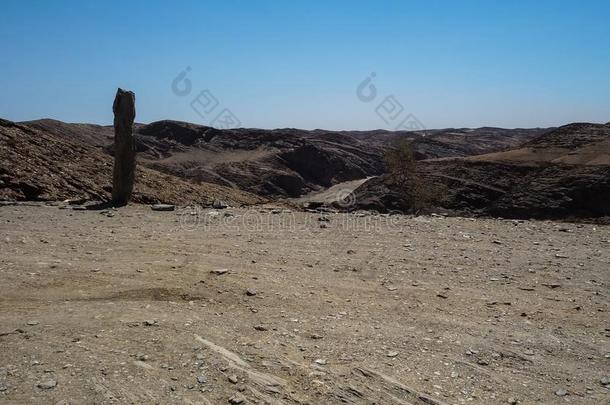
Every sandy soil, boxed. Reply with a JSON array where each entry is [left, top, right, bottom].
[[0, 204, 609, 404]]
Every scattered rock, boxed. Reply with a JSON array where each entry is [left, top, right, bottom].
[[228, 375, 239, 384], [310, 333, 324, 340], [143, 320, 158, 326], [210, 268, 229, 275], [212, 199, 228, 209], [253, 324, 268, 331], [197, 375, 207, 384], [37, 380, 57, 389], [600, 377, 609, 386], [507, 398, 518, 405], [314, 359, 327, 365], [26, 320, 39, 326], [554, 388, 568, 397], [228, 393, 246, 404], [151, 204, 175, 211], [386, 351, 399, 358], [246, 288, 257, 296]]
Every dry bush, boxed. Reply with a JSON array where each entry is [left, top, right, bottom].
[[384, 139, 447, 213]]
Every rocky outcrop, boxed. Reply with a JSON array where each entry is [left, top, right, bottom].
[[112, 89, 137, 205]]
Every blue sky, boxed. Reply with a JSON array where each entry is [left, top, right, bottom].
[[1, 0, 609, 130]]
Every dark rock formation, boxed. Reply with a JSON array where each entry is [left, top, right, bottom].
[[112, 88, 136, 205]]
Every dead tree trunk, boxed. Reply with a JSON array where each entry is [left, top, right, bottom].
[[111, 88, 136, 205]]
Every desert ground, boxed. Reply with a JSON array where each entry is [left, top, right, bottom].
[[0, 203, 609, 404]]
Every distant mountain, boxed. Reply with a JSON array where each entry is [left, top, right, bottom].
[[468, 123, 610, 165]]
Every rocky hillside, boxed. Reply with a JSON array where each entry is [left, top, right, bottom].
[[468, 123, 610, 165], [350, 123, 610, 219], [19, 119, 546, 198], [0, 119, 264, 206]]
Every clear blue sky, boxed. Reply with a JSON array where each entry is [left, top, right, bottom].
[[1, 0, 609, 130]]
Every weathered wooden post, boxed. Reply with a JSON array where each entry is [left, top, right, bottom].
[[111, 88, 136, 205]]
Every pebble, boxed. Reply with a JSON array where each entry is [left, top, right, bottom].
[[246, 288, 257, 296], [554, 388, 568, 397], [151, 204, 175, 211], [210, 268, 229, 275], [600, 377, 609, 386], [386, 351, 399, 358], [26, 321, 39, 326], [253, 325, 268, 331], [212, 199, 228, 209], [197, 375, 207, 384], [314, 359, 327, 365], [228, 375, 238, 384], [228, 393, 246, 404], [507, 398, 518, 404], [37, 380, 57, 389]]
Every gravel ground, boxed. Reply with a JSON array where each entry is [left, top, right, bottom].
[[0, 204, 609, 404]]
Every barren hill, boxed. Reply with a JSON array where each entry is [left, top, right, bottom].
[[468, 123, 610, 165], [351, 123, 610, 219], [0, 119, 264, 206], [16, 119, 546, 198]]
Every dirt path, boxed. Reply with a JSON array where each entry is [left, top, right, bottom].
[[0, 204, 608, 404], [293, 177, 374, 206]]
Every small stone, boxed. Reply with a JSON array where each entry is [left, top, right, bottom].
[[228, 375, 238, 384], [151, 204, 175, 211], [246, 288, 257, 296], [143, 320, 158, 326], [253, 325, 268, 331], [212, 199, 228, 209], [137, 354, 149, 361], [314, 359, 327, 365], [26, 321, 39, 326], [386, 351, 399, 358], [477, 359, 489, 366], [210, 268, 229, 275], [37, 380, 57, 389], [228, 393, 246, 404], [197, 375, 207, 384], [507, 398, 518, 405], [310, 334, 323, 340], [600, 377, 609, 386], [542, 283, 561, 289], [436, 292, 448, 299], [554, 388, 568, 397]]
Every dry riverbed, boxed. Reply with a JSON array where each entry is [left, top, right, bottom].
[[0, 203, 609, 404]]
